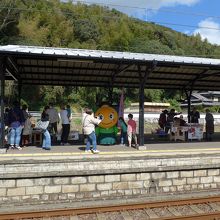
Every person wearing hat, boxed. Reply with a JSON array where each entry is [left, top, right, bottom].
[[158, 110, 168, 130]]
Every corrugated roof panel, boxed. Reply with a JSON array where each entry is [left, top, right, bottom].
[[152, 73, 191, 80], [38, 67, 44, 72], [53, 68, 59, 74], [150, 78, 187, 84], [210, 76, 220, 80], [38, 60, 45, 66], [196, 80, 220, 85], [158, 66, 201, 74], [45, 68, 51, 73], [1, 45, 220, 65]]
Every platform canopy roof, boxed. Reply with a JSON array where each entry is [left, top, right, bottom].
[[0, 45, 220, 90]]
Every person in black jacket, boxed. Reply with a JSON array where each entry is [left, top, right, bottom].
[[189, 107, 200, 123], [8, 101, 25, 150]]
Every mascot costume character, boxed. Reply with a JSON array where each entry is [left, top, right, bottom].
[[95, 105, 118, 145]]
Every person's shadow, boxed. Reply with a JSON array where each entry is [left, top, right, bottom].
[[79, 146, 86, 151]]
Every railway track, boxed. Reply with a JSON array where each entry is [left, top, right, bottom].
[[1, 196, 220, 219]]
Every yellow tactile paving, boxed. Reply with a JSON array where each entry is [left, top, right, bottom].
[[1, 148, 220, 158]]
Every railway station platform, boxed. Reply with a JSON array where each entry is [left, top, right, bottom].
[[1, 140, 220, 158], [1, 141, 220, 213]]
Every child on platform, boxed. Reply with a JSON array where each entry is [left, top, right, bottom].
[[118, 117, 127, 146], [127, 114, 138, 147]]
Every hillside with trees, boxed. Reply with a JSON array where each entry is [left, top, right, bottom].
[[1, 0, 220, 111]]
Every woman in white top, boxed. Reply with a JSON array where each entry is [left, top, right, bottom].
[[82, 108, 101, 153]]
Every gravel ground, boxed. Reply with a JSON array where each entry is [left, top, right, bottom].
[[128, 209, 150, 220]]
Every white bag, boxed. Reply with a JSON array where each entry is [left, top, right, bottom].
[[35, 120, 49, 130]]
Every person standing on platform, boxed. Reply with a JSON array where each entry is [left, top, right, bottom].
[[158, 110, 168, 130], [21, 104, 31, 146], [66, 104, 72, 122], [205, 109, 214, 141], [8, 101, 25, 150], [127, 113, 138, 147], [60, 104, 70, 146], [179, 115, 187, 126], [41, 107, 51, 150], [46, 103, 59, 136], [83, 108, 101, 154], [22, 104, 29, 120], [118, 117, 127, 146], [22, 114, 34, 147], [165, 109, 182, 134], [189, 107, 200, 123]]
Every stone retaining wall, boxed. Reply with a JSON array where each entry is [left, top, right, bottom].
[[0, 155, 220, 209]]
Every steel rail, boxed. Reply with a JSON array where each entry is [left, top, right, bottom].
[[160, 212, 220, 220], [1, 195, 220, 219]]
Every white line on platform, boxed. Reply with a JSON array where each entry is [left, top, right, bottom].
[[1, 148, 220, 157]]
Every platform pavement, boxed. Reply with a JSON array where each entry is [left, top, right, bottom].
[[0, 141, 220, 162]]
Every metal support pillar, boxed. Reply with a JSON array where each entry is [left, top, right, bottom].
[[138, 62, 157, 147], [139, 82, 145, 146], [0, 57, 5, 148], [185, 90, 193, 123]]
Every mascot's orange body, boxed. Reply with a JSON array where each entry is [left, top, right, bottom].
[[95, 105, 118, 145]]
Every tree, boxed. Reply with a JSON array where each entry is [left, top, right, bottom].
[[130, 38, 174, 54], [0, 0, 23, 44], [74, 19, 99, 42]]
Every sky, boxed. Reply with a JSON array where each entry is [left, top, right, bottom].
[[74, 0, 220, 45]]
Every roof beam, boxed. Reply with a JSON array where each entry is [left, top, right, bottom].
[[200, 71, 220, 78], [18, 73, 220, 85], [139, 61, 158, 84], [184, 69, 211, 90], [5, 57, 20, 81], [21, 80, 139, 88], [19, 64, 220, 79], [20, 79, 220, 90], [18, 64, 205, 75]]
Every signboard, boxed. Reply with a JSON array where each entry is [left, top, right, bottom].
[[188, 125, 203, 140]]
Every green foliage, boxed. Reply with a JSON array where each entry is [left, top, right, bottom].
[[73, 118, 82, 126], [144, 89, 164, 102], [167, 99, 181, 112], [130, 39, 175, 54], [208, 106, 220, 113], [39, 86, 65, 105], [2, 0, 220, 110], [74, 19, 99, 42], [0, 0, 23, 45]]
